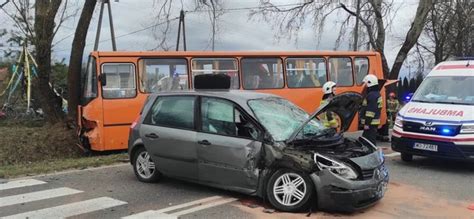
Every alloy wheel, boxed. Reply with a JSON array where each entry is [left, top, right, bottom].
[[135, 151, 156, 179], [273, 173, 307, 206]]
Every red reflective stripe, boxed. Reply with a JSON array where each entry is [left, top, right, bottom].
[[393, 130, 474, 142], [436, 65, 474, 70]]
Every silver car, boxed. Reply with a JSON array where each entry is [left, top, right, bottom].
[[128, 90, 388, 212]]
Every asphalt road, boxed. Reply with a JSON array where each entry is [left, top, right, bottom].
[[1, 135, 473, 218]]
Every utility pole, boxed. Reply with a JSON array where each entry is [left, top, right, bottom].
[[94, 0, 117, 51], [175, 10, 187, 51]]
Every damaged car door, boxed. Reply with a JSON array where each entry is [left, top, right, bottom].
[[197, 97, 263, 193]]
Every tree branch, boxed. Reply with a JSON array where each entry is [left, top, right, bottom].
[[340, 3, 377, 50]]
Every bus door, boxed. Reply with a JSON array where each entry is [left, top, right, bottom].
[[100, 61, 145, 150]]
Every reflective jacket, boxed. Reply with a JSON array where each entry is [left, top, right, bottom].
[[387, 99, 400, 113], [320, 99, 338, 128], [360, 88, 382, 126]]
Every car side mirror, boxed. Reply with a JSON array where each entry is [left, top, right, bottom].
[[99, 74, 107, 86]]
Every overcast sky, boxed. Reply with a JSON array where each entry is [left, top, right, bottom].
[[0, 0, 421, 79]]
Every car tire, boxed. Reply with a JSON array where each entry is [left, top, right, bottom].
[[401, 153, 413, 162], [266, 169, 314, 212], [132, 147, 161, 183]]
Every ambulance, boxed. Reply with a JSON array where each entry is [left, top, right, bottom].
[[392, 59, 474, 162]]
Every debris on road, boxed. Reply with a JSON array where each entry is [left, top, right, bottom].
[[263, 208, 275, 214]]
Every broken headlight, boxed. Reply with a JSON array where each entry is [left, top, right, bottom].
[[314, 153, 358, 180]]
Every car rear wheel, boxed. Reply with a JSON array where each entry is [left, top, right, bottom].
[[401, 153, 413, 162], [133, 147, 161, 182], [266, 169, 314, 212]]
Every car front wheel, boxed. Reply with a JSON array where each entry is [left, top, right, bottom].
[[266, 169, 314, 212], [133, 147, 161, 182]]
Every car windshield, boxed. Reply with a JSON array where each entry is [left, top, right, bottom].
[[412, 76, 474, 105], [248, 97, 326, 141]]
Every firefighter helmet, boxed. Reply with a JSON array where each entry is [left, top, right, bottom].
[[322, 81, 337, 94], [363, 74, 378, 87]]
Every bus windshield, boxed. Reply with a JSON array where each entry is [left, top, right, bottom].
[[412, 76, 474, 105]]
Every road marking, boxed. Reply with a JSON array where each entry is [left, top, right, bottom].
[[171, 197, 238, 216], [123, 196, 224, 219], [2, 197, 127, 219], [384, 152, 401, 157], [0, 187, 82, 208], [0, 179, 46, 191]]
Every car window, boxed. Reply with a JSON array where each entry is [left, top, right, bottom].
[[144, 96, 195, 129], [201, 97, 260, 140]]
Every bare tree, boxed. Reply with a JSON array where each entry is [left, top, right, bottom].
[[251, 0, 432, 80], [67, 0, 97, 122], [1, 0, 74, 123], [417, 0, 473, 64]]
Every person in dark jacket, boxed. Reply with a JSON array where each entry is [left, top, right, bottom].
[[360, 74, 382, 144]]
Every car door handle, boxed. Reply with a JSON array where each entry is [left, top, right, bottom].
[[145, 133, 159, 139], [198, 140, 211, 145]]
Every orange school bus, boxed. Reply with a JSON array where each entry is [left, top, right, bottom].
[[78, 50, 388, 151]]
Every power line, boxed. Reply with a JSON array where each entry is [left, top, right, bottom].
[[54, 17, 180, 52], [185, 2, 307, 13]]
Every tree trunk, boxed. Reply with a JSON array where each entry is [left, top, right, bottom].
[[34, 0, 64, 124], [353, 0, 361, 51], [389, 0, 432, 80], [67, 0, 97, 121], [368, 0, 389, 78]]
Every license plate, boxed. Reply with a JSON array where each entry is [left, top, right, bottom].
[[413, 142, 438, 152]]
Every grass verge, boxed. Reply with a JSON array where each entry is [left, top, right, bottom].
[[0, 153, 129, 178]]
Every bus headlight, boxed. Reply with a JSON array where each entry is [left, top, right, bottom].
[[395, 116, 403, 128], [460, 124, 474, 134], [314, 153, 358, 180]]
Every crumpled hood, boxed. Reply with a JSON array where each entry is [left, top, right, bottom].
[[349, 150, 384, 170]]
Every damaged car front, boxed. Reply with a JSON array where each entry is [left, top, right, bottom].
[[249, 92, 389, 212]]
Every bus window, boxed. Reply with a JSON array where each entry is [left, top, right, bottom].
[[329, 57, 353, 86], [138, 59, 188, 93], [354, 57, 369, 85], [191, 58, 239, 89], [286, 58, 327, 88], [242, 58, 284, 89], [102, 63, 136, 99], [82, 56, 97, 105]]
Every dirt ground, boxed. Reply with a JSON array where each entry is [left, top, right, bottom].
[[0, 122, 82, 166], [235, 181, 472, 218]]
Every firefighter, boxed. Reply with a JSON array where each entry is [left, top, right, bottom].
[[360, 74, 382, 144], [387, 92, 400, 128], [320, 81, 338, 129]]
